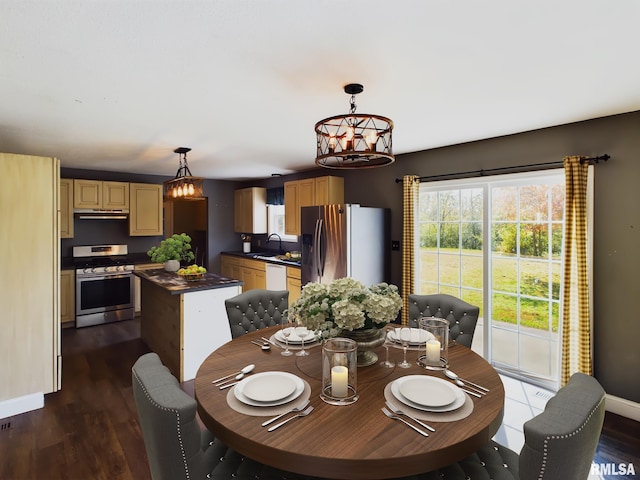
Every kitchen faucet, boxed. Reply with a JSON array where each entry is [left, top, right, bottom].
[[267, 233, 283, 254]]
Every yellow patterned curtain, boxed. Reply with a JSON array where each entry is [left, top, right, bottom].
[[561, 156, 593, 385], [401, 175, 420, 325]]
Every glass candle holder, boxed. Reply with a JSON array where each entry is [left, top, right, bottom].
[[417, 316, 449, 370], [321, 337, 358, 405]]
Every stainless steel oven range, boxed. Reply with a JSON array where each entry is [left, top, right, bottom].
[[73, 244, 134, 328]]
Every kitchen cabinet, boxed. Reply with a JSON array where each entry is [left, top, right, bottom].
[[287, 266, 302, 304], [134, 263, 163, 314], [60, 269, 75, 326], [220, 255, 266, 291], [284, 176, 344, 235], [73, 179, 129, 210], [1, 153, 60, 415], [59, 178, 74, 238], [234, 187, 267, 234], [129, 183, 163, 236], [221, 254, 301, 301]]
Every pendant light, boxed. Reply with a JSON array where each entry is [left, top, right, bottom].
[[163, 147, 204, 200], [315, 84, 394, 169]]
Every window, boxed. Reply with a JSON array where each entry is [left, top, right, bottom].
[[267, 205, 297, 242], [417, 170, 568, 389]]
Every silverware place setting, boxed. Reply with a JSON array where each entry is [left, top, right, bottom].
[[444, 369, 488, 397], [381, 407, 429, 437], [261, 400, 311, 427], [212, 364, 255, 385], [384, 402, 435, 432], [267, 406, 314, 432]]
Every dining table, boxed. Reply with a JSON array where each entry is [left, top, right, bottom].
[[194, 326, 505, 480]]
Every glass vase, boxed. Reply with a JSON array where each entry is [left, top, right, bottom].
[[321, 337, 358, 405], [417, 316, 449, 370]]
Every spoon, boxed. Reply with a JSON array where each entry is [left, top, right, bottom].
[[444, 369, 489, 392], [212, 364, 255, 384], [251, 340, 271, 350]]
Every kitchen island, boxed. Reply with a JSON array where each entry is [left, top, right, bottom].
[[135, 269, 243, 381]]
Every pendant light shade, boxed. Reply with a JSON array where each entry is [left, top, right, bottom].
[[315, 84, 394, 169], [163, 147, 204, 200]]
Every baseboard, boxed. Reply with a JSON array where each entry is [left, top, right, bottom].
[[0, 393, 44, 420], [605, 393, 640, 422]]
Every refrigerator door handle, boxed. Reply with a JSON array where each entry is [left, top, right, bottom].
[[314, 218, 324, 279], [318, 218, 325, 278]]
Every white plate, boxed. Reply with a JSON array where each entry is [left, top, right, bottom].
[[234, 372, 304, 406], [391, 375, 465, 412], [388, 328, 434, 345], [399, 376, 457, 407], [274, 328, 318, 344]]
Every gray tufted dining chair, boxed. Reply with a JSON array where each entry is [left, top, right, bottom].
[[225, 289, 289, 339], [132, 352, 321, 480], [408, 294, 480, 348], [398, 372, 605, 480]]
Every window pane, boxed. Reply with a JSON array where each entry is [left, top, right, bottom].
[[519, 259, 549, 297], [419, 191, 438, 222], [492, 186, 517, 221], [461, 255, 482, 289], [461, 188, 483, 221], [492, 223, 517, 254], [492, 257, 517, 293], [440, 223, 459, 249], [520, 185, 549, 221], [439, 191, 459, 221], [438, 253, 460, 286], [519, 223, 549, 258], [492, 293, 517, 325], [420, 223, 438, 248]]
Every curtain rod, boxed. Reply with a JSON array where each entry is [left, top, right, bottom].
[[394, 154, 610, 183]]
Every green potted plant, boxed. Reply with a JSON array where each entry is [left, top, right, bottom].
[[147, 233, 195, 272]]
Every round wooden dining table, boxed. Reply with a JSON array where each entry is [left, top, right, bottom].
[[194, 326, 505, 480]]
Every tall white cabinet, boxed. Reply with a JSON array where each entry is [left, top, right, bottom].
[[0, 153, 60, 419]]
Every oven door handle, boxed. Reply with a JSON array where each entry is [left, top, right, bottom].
[[76, 272, 134, 280]]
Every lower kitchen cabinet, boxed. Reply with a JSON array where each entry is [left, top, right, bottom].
[[134, 263, 163, 314], [221, 255, 266, 292], [287, 266, 301, 304], [60, 269, 75, 327]]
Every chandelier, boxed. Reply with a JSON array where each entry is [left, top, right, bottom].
[[163, 147, 204, 200], [315, 83, 394, 169]]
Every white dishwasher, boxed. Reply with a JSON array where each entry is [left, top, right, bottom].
[[265, 263, 287, 290]]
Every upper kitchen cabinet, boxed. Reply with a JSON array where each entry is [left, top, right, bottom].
[[234, 187, 267, 234], [59, 178, 74, 238], [129, 183, 163, 236], [284, 176, 344, 235], [73, 179, 129, 210]]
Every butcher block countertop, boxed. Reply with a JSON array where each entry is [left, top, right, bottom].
[[134, 268, 243, 295]]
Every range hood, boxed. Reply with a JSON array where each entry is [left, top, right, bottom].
[[74, 208, 129, 220]]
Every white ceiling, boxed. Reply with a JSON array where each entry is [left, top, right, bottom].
[[2, 1, 639, 181]]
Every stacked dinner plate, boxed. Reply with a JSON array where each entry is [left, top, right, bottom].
[[271, 328, 320, 348], [387, 328, 434, 347], [389, 375, 466, 412], [233, 371, 305, 407]]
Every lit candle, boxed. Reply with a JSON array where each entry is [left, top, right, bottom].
[[366, 131, 378, 151], [331, 366, 348, 398], [426, 339, 441, 363], [328, 135, 337, 153]]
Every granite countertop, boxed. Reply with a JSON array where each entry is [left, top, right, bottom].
[[135, 268, 243, 295], [222, 251, 301, 267]]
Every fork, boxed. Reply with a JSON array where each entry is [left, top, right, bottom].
[[261, 400, 310, 427], [267, 406, 314, 432], [384, 402, 435, 432], [381, 407, 429, 437]]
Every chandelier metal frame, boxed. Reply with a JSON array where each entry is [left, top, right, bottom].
[[163, 147, 204, 200], [315, 83, 394, 169]]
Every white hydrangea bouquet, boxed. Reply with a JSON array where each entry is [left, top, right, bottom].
[[288, 277, 402, 338]]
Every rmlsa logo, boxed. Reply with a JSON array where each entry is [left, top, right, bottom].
[[590, 462, 636, 476]]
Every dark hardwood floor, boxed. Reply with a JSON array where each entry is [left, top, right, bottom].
[[0, 318, 638, 480]]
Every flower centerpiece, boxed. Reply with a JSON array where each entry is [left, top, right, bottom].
[[147, 233, 195, 272], [288, 277, 402, 366]]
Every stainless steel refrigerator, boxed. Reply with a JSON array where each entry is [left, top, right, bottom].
[[301, 204, 389, 286]]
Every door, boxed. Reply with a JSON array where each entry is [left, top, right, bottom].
[[301, 205, 348, 285]]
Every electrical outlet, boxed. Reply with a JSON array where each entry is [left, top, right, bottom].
[[391, 240, 400, 251]]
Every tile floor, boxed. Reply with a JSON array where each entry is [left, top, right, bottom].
[[492, 374, 554, 453]]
